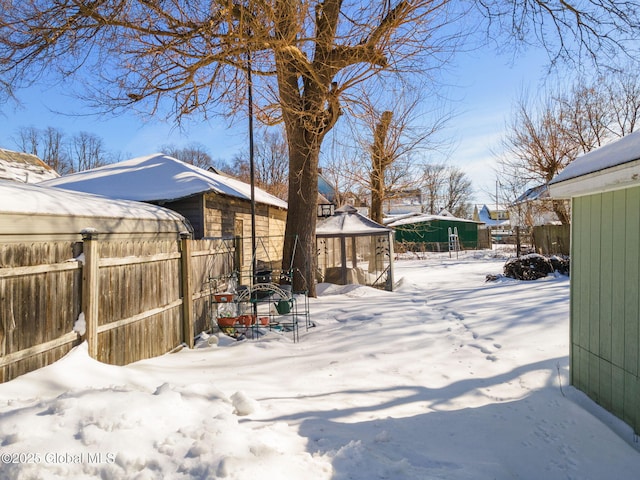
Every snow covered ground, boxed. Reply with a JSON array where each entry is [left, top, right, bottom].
[[1, 249, 640, 479]]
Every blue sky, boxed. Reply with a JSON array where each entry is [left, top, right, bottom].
[[0, 44, 551, 207]]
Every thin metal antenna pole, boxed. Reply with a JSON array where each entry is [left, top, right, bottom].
[[247, 46, 257, 288]]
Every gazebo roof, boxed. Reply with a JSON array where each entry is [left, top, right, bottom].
[[316, 205, 392, 237]]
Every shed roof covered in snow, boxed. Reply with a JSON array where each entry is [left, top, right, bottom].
[[0, 179, 191, 241], [549, 130, 640, 198], [0, 148, 59, 183], [40, 153, 287, 209], [316, 205, 392, 236], [386, 212, 480, 228]]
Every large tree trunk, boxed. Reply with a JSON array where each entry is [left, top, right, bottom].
[[552, 199, 571, 225], [370, 111, 393, 225], [283, 123, 321, 297]]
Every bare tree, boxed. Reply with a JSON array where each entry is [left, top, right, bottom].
[[500, 68, 640, 226], [421, 163, 447, 214], [13, 126, 40, 155], [160, 142, 214, 169], [443, 167, 473, 217], [13, 125, 69, 174], [553, 82, 609, 154], [1, 1, 638, 293], [226, 128, 289, 200], [369, 110, 395, 224], [420, 163, 472, 217], [68, 131, 111, 173], [330, 85, 451, 223], [499, 95, 574, 224], [603, 69, 640, 137], [319, 140, 364, 208], [41, 126, 68, 174]]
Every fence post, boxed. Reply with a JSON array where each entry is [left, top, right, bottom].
[[81, 228, 100, 358], [180, 232, 194, 348]]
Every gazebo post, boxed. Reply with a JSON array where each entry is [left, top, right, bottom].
[[387, 230, 395, 290], [340, 236, 347, 285], [351, 236, 357, 268]]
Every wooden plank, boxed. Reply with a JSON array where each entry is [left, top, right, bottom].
[[0, 260, 80, 279], [0, 332, 78, 367], [181, 235, 194, 348], [97, 299, 182, 333], [82, 230, 100, 358], [98, 251, 181, 268]]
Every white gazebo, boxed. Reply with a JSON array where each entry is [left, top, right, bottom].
[[316, 205, 394, 291]]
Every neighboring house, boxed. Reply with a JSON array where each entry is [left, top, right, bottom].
[[473, 204, 511, 244], [549, 129, 640, 434], [472, 204, 510, 227], [383, 189, 423, 216], [318, 170, 338, 205], [40, 153, 288, 274], [0, 148, 59, 184], [317, 193, 335, 218], [386, 211, 483, 251], [512, 184, 570, 227]]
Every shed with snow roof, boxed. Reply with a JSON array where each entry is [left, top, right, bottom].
[[0, 179, 191, 242], [549, 129, 640, 435], [40, 153, 288, 273], [387, 212, 482, 251], [316, 205, 394, 291]]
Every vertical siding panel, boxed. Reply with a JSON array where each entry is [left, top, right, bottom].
[[599, 192, 613, 364], [589, 195, 603, 404], [624, 371, 640, 428], [611, 189, 626, 369], [573, 197, 590, 385], [625, 187, 639, 377], [611, 365, 625, 417], [598, 191, 614, 410], [589, 194, 601, 358]]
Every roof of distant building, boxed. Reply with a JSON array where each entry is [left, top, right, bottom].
[[0, 148, 59, 183]]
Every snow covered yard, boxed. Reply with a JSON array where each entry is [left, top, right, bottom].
[[1, 250, 640, 479]]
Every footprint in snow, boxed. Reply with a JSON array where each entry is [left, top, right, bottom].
[[469, 343, 493, 355]]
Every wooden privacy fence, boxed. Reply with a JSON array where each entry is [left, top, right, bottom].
[[532, 224, 571, 255], [0, 233, 235, 383]]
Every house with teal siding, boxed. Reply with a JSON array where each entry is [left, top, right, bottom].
[[549, 130, 640, 434]]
